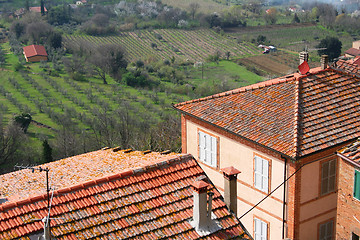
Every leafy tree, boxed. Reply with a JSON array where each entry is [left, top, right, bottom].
[[41, 0, 45, 16], [14, 113, 32, 133], [42, 139, 53, 163], [316, 37, 342, 61], [48, 31, 62, 49], [11, 22, 25, 39], [257, 35, 267, 44], [47, 5, 71, 25], [264, 8, 278, 25], [292, 13, 300, 23], [0, 47, 6, 67], [89, 44, 127, 83]]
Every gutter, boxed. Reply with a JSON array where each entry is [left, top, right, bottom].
[[336, 152, 360, 169]]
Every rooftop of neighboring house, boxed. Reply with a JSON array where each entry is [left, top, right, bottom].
[[0, 148, 182, 203], [0, 152, 251, 239], [337, 138, 360, 164], [334, 58, 360, 74], [174, 64, 360, 160], [29, 7, 47, 13], [22, 45, 47, 58], [345, 48, 360, 57]]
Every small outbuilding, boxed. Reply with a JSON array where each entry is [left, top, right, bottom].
[[23, 45, 48, 62]]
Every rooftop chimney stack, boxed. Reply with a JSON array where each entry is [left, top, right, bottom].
[[221, 166, 241, 216], [299, 51, 309, 65], [191, 180, 211, 231], [321, 55, 329, 70]]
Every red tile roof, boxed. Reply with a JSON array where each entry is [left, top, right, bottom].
[[337, 138, 360, 164], [29, 7, 47, 13], [345, 48, 360, 57], [23, 45, 48, 58], [0, 149, 182, 203], [174, 67, 360, 159], [334, 59, 360, 74], [0, 154, 250, 239]]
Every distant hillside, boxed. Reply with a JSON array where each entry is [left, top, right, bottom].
[[63, 29, 261, 63]]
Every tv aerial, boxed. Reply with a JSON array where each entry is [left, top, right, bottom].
[[14, 165, 62, 240]]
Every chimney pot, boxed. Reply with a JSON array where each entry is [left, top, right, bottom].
[[221, 166, 240, 216], [321, 55, 329, 70], [191, 180, 210, 231], [299, 51, 309, 65]]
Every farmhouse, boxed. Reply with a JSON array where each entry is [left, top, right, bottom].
[[344, 40, 360, 58], [0, 148, 251, 239], [174, 56, 360, 240], [23, 45, 48, 62]]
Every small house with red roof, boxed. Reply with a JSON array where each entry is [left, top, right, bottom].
[[345, 40, 360, 58], [29, 6, 47, 13], [23, 45, 48, 62], [174, 56, 360, 240], [0, 148, 251, 239]]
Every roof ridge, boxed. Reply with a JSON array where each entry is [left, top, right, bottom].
[[293, 78, 301, 159], [0, 154, 193, 212], [173, 74, 298, 107]]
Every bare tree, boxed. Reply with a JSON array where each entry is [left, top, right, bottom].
[[188, 3, 200, 20], [0, 118, 27, 167]]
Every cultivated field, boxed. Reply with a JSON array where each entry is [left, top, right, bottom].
[[226, 23, 353, 53], [63, 29, 261, 63]]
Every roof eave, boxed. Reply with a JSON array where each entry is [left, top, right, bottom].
[[173, 107, 296, 162], [336, 152, 360, 169]]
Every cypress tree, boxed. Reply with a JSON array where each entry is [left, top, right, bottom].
[[42, 139, 53, 163]]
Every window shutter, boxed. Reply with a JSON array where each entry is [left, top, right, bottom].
[[205, 134, 211, 164], [355, 170, 360, 200], [261, 221, 268, 240], [254, 218, 261, 240], [211, 136, 217, 167], [199, 132, 205, 161], [254, 156, 262, 190], [262, 159, 269, 192]]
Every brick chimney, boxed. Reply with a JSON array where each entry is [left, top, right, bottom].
[[299, 51, 309, 65], [321, 55, 329, 70], [221, 166, 241, 216]]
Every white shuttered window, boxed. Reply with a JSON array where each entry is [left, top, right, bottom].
[[254, 218, 268, 240], [254, 155, 269, 192], [198, 131, 217, 168]]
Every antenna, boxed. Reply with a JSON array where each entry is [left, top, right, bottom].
[[14, 165, 51, 210]]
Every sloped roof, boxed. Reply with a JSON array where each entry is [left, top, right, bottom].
[[337, 138, 360, 165], [0, 153, 250, 239], [22, 45, 47, 58], [29, 7, 47, 13], [0, 149, 182, 203], [345, 48, 360, 57], [335, 59, 360, 74], [174, 67, 360, 159]]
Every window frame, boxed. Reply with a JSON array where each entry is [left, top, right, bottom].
[[320, 158, 337, 196], [354, 169, 360, 201], [253, 154, 271, 193], [254, 216, 269, 240], [197, 129, 219, 169], [318, 219, 334, 240]]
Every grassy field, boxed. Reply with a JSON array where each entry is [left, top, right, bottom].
[[161, 0, 228, 14], [63, 29, 261, 63]]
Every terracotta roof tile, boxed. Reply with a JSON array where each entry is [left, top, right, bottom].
[[0, 149, 182, 203], [0, 153, 250, 239], [174, 67, 360, 159], [345, 48, 360, 57], [22, 45, 48, 58], [337, 138, 360, 164]]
